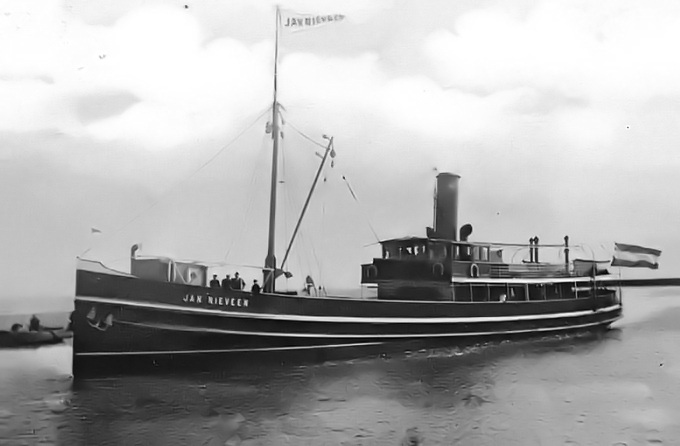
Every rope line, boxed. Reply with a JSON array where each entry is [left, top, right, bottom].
[[342, 175, 381, 243], [80, 106, 271, 257], [285, 118, 328, 150], [223, 131, 270, 263]]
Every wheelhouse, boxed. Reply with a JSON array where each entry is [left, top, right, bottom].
[[361, 236, 614, 301]]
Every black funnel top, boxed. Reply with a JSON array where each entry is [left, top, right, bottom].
[[431, 173, 460, 241]]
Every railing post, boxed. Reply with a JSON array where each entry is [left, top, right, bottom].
[[535, 236, 539, 263], [564, 235, 570, 275]]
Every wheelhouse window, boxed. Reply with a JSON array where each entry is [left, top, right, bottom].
[[383, 243, 398, 259], [471, 245, 490, 262], [459, 244, 471, 261], [381, 240, 434, 260]]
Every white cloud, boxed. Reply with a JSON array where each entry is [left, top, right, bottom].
[[425, 1, 680, 101], [419, 0, 680, 170], [0, 2, 272, 148], [0, 1, 397, 151], [81, 6, 274, 148], [279, 51, 530, 151]]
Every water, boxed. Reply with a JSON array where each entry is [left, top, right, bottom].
[[2, 287, 680, 445]]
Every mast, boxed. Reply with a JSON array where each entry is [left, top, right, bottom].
[[264, 6, 282, 293]]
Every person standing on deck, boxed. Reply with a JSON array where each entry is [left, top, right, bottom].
[[209, 274, 221, 288], [231, 272, 245, 291], [251, 280, 261, 295], [221, 274, 231, 290]]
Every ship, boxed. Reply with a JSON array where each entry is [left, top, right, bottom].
[[71, 9, 623, 373]]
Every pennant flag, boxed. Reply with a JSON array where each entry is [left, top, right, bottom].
[[611, 243, 661, 269], [90, 227, 102, 234], [280, 10, 345, 32]]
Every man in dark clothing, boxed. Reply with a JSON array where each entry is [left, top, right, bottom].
[[231, 272, 245, 291], [251, 280, 261, 295], [221, 274, 231, 290], [209, 274, 221, 288], [29, 315, 40, 331]]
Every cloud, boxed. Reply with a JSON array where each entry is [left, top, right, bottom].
[[419, 0, 680, 172], [2, 0, 529, 154], [0, 2, 273, 149], [424, 1, 680, 101]]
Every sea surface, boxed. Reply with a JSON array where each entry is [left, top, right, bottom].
[[1, 287, 680, 445]]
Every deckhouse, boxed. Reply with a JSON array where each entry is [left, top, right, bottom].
[[361, 173, 609, 302]]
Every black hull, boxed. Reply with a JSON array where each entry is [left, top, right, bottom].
[[72, 326, 618, 377], [72, 299, 621, 353], [73, 262, 622, 374]]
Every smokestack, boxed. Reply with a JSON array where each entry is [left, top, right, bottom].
[[429, 173, 460, 241]]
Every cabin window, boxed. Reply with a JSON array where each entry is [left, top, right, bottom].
[[471, 284, 488, 302], [399, 246, 411, 258], [528, 284, 546, 301], [489, 285, 508, 302], [413, 244, 427, 258], [544, 283, 562, 300], [509, 285, 526, 301], [383, 244, 398, 259], [558, 283, 574, 299], [453, 284, 471, 302]]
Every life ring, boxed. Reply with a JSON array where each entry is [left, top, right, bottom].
[[367, 265, 378, 279], [433, 263, 444, 277], [469, 263, 480, 278]]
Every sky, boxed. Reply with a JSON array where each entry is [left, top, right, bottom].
[[2, 0, 680, 309]]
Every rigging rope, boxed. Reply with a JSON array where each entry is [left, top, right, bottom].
[[276, 111, 333, 289], [283, 114, 384, 256], [80, 105, 272, 258], [281, 123, 290, 262], [286, 119, 329, 150], [342, 175, 381, 243], [223, 131, 270, 263]]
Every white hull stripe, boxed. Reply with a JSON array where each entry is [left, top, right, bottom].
[[75, 295, 621, 324], [452, 276, 614, 284], [114, 313, 622, 338], [74, 315, 621, 357]]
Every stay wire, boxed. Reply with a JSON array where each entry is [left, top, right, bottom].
[[80, 106, 272, 258], [341, 175, 381, 243], [285, 118, 328, 150], [223, 131, 270, 263]]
